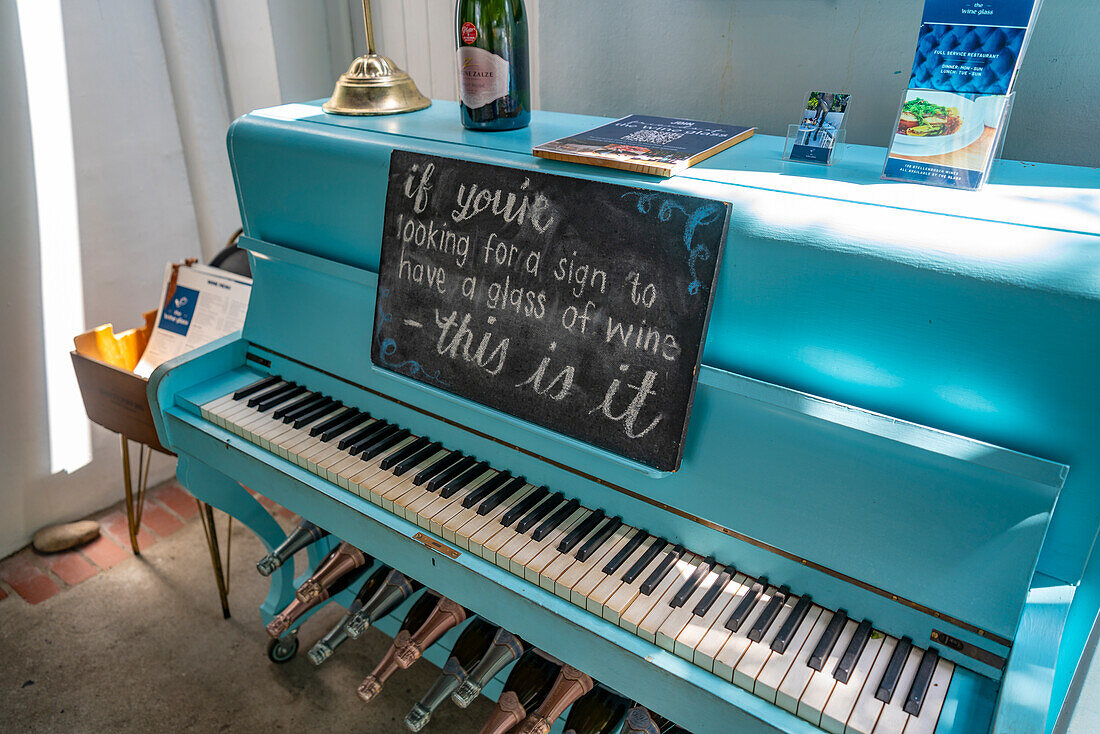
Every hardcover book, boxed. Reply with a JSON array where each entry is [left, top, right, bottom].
[[533, 115, 755, 177]]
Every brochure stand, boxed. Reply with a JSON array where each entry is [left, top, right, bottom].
[[784, 125, 847, 166], [882, 91, 1016, 191]]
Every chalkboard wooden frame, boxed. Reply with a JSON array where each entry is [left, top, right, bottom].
[[371, 151, 730, 472]]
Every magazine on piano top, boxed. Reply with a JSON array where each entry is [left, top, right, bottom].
[[533, 115, 755, 178]]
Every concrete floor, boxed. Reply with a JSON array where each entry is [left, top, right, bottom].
[[0, 511, 492, 733]]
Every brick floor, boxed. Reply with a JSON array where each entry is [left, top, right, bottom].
[[42, 551, 97, 586], [0, 550, 61, 604], [141, 503, 185, 538], [80, 534, 129, 571], [153, 483, 200, 520], [100, 510, 155, 551]]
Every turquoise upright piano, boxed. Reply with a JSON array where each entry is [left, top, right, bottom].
[[149, 100, 1100, 734]]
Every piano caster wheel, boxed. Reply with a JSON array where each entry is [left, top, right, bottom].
[[267, 634, 299, 664]]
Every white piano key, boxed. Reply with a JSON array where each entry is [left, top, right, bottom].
[[692, 578, 757, 673], [713, 585, 782, 682], [410, 470, 496, 528], [820, 633, 886, 734], [774, 609, 836, 713], [871, 646, 924, 734], [798, 619, 859, 725], [465, 485, 537, 559], [354, 446, 436, 505], [655, 564, 724, 653], [900, 658, 953, 734], [754, 605, 825, 704], [602, 545, 671, 625], [674, 573, 748, 661], [844, 635, 897, 734], [556, 526, 633, 601], [520, 509, 591, 583], [732, 593, 800, 691], [569, 530, 636, 607], [479, 493, 548, 564], [632, 553, 703, 641]]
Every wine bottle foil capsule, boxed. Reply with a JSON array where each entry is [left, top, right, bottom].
[[404, 703, 431, 732], [358, 675, 383, 702], [451, 679, 482, 708], [345, 611, 370, 639], [307, 641, 334, 666], [255, 556, 277, 576], [265, 612, 293, 638]]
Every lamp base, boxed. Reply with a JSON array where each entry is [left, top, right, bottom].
[[323, 53, 431, 116]]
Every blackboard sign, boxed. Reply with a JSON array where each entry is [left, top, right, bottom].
[[372, 150, 730, 471]]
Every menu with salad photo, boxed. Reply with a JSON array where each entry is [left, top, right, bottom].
[[883, 0, 1041, 190]]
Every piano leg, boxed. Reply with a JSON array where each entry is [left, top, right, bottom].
[[177, 454, 300, 622]]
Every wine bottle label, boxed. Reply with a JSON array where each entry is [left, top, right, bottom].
[[457, 46, 510, 109]]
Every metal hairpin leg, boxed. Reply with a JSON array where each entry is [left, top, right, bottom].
[[120, 435, 233, 617], [120, 435, 151, 555], [198, 501, 233, 619]]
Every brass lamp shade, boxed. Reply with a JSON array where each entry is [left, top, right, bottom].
[[323, 53, 430, 116], [323, 0, 430, 116]]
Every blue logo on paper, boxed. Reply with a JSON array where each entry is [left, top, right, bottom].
[[158, 285, 199, 335]]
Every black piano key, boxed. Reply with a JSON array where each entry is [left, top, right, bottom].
[[413, 451, 462, 486], [725, 578, 767, 632], [477, 476, 527, 515], [285, 394, 332, 422], [575, 515, 622, 561], [392, 441, 443, 477], [292, 400, 339, 429], [500, 486, 549, 528], [274, 392, 322, 420], [337, 419, 385, 450], [311, 407, 358, 437], [808, 609, 849, 671], [748, 585, 790, 642], [834, 619, 873, 684], [770, 594, 812, 653], [875, 636, 913, 703], [640, 544, 685, 595], [323, 412, 370, 442], [380, 436, 431, 471], [360, 428, 410, 460], [557, 510, 605, 554], [349, 424, 399, 456], [233, 375, 280, 400], [255, 384, 305, 412], [621, 538, 667, 583], [531, 498, 581, 541], [692, 567, 733, 617], [603, 529, 650, 576], [670, 556, 715, 609], [430, 456, 482, 494], [246, 381, 294, 407], [903, 647, 939, 715], [516, 492, 565, 534], [452, 465, 503, 504]]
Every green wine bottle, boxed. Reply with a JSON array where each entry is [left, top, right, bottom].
[[477, 650, 561, 734], [563, 687, 629, 734], [404, 617, 499, 731], [455, 0, 530, 130]]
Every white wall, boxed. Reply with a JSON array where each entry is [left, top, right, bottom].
[[536, 0, 1099, 167]]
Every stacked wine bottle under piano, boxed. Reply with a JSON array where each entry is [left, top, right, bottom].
[[214, 374, 954, 734]]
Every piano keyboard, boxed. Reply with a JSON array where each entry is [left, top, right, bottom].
[[201, 375, 955, 734]]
